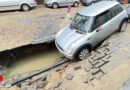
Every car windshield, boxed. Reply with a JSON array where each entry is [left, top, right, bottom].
[[71, 13, 91, 33]]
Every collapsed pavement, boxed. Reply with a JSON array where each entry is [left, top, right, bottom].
[[2, 29, 130, 90]]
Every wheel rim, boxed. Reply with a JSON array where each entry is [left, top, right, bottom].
[[121, 22, 127, 32], [53, 4, 58, 9], [79, 49, 89, 60], [23, 5, 29, 11], [74, 3, 78, 7]]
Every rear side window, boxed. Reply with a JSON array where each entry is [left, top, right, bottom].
[[110, 4, 123, 18], [93, 11, 111, 30]]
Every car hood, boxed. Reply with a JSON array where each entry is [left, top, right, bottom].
[[56, 26, 85, 51]]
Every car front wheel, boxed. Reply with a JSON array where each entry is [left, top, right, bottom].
[[21, 4, 30, 11], [76, 47, 90, 60], [73, 2, 79, 7], [52, 3, 59, 9]]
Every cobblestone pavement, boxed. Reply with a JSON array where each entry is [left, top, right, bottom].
[[2, 27, 130, 90], [119, 78, 130, 90], [30, 14, 64, 44], [81, 32, 130, 80]]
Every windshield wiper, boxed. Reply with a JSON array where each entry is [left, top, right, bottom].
[[76, 30, 86, 34]]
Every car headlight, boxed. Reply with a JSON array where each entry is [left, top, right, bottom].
[[67, 46, 73, 54], [55, 31, 61, 38]]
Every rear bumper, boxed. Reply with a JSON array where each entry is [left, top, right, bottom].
[[30, 3, 37, 7], [82, 2, 91, 6], [44, 2, 52, 7], [45, 4, 52, 7]]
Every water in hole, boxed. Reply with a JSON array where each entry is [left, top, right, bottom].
[[5, 43, 62, 76]]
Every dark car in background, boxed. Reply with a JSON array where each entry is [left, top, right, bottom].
[[81, 0, 101, 5], [81, 0, 124, 6]]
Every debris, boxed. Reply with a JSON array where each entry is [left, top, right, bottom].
[[54, 79, 63, 88], [82, 75, 88, 83], [65, 73, 73, 80], [74, 66, 81, 70]]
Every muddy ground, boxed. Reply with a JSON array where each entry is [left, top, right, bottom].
[[0, 5, 85, 52], [0, 4, 130, 90]]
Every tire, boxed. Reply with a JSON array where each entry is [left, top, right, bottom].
[[119, 20, 127, 32], [73, 2, 79, 7], [52, 3, 59, 9], [76, 47, 90, 60], [21, 4, 30, 11], [91, 1, 95, 5]]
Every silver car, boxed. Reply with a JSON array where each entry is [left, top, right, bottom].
[[55, 1, 128, 60], [44, 0, 80, 9], [81, 0, 101, 5], [0, 0, 37, 11]]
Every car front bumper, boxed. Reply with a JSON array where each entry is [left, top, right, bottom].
[[30, 3, 37, 7], [44, 2, 52, 7], [55, 42, 73, 60]]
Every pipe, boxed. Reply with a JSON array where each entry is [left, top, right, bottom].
[[11, 59, 70, 86]]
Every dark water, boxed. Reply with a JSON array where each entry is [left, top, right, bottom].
[[0, 42, 62, 76]]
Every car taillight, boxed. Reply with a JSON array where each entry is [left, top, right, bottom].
[[34, 0, 36, 2]]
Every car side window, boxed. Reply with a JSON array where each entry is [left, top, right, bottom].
[[92, 11, 111, 31], [110, 4, 123, 18]]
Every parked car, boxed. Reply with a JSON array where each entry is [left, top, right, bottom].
[[55, 1, 128, 60], [81, 0, 101, 5], [0, 0, 37, 11], [81, 0, 124, 6], [44, 0, 80, 9]]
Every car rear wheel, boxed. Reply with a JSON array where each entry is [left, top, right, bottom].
[[91, 1, 95, 5], [73, 2, 79, 7], [76, 47, 90, 60], [119, 20, 127, 32], [52, 3, 59, 9], [21, 4, 30, 11]]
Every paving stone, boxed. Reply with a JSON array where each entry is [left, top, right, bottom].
[[65, 73, 73, 80], [98, 53, 106, 58], [87, 72, 94, 81], [102, 55, 111, 62], [106, 51, 112, 55], [21, 86, 27, 90], [37, 81, 47, 88], [95, 71, 104, 79], [109, 46, 119, 52], [91, 68, 101, 75], [74, 66, 81, 70], [92, 54, 100, 60], [85, 61, 93, 69], [84, 65, 90, 72], [100, 63, 113, 73], [82, 75, 88, 83], [21, 81, 30, 87], [88, 58, 95, 63], [40, 75, 47, 81], [92, 60, 100, 65], [94, 60, 106, 68], [54, 79, 63, 88]]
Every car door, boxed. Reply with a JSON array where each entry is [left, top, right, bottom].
[[90, 11, 113, 46], [66, 0, 74, 5], [109, 4, 124, 32], [0, 0, 20, 11], [57, 0, 67, 6]]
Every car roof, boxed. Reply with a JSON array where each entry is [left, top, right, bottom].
[[78, 1, 119, 17]]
